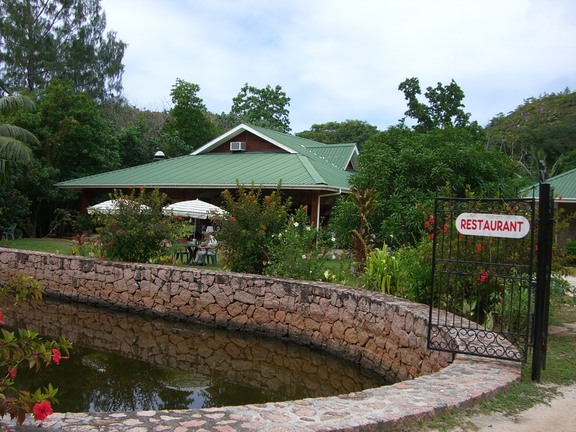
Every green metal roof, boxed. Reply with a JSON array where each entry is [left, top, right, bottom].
[[57, 152, 352, 191], [523, 167, 576, 203], [58, 124, 355, 192]]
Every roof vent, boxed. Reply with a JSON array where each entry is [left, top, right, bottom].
[[230, 141, 246, 152]]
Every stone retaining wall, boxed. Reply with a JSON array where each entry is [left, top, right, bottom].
[[0, 248, 521, 431]]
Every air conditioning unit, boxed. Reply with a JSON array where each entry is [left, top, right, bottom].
[[230, 141, 246, 151]]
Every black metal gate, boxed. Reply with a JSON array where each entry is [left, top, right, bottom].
[[427, 196, 537, 362]]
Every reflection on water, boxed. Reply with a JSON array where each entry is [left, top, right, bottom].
[[4, 297, 389, 412]]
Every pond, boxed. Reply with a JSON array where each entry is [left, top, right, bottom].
[[4, 296, 390, 413]]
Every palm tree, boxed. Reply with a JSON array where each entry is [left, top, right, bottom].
[[0, 94, 38, 178]]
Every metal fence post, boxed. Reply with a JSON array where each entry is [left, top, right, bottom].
[[532, 181, 554, 382]]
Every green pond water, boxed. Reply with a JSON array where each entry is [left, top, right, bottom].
[[5, 296, 390, 413]]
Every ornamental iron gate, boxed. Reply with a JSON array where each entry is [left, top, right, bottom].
[[427, 196, 538, 362]]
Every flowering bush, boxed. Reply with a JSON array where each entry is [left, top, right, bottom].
[[0, 275, 72, 427], [215, 183, 291, 274], [95, 188, 188, 263], [265, 207, 330, 281]]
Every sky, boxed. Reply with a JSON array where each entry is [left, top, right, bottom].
[[99, 0, 576, 133]]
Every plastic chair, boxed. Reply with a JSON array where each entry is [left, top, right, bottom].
[[205, 250, 218, 266], [2, 223, 16, 241], [171, 243, 190, 264]]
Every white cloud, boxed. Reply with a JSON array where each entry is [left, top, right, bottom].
[[101, 0, 576, 132]]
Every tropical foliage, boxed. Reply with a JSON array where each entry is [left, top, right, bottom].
[[0, 275, 72, 427], [0, 95, 37, 179]]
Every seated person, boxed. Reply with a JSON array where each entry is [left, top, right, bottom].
[[193, 233, 218, 265]]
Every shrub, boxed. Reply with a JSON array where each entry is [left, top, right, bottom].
[[216, 183, 291, 274], [362, 246, 400, 294], [392, 241, 432, 303], [95, 188, 188, 263], [0, 275, 72, 427], [265, 207, 330, 281]]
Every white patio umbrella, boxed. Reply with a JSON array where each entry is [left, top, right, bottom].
[[163, 199, 226, 219], [87, 199, 150, 214]]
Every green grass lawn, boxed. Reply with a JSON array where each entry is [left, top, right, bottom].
[[0, 237, 75, 254]]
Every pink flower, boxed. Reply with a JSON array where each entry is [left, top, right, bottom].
[[262, 225, 267, 231], [52, 349, 61, 365], [33, 401, 53, 421], [0, 309, 3, 324], [9, 368, 16, 380], [231, 216, 236, 222]]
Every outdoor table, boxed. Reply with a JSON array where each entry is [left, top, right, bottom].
[[182, 240, 199, 264], [173, 240, 198, 264]]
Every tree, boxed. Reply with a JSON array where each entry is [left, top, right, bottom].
[[296, 120, 378, 147], [6, 81, 120, 237], [0, 0, 126, 100], [162, 79, 220, 155], [33, 80, 120, 180], [0, 94, 37, 178], [331, 125, 520, 246], [398, 77, 479, 133], [230, 83, 291, 133], [115, 121, 158, 168]]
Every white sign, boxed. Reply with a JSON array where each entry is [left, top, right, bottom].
[[455, 213, 530, 239]]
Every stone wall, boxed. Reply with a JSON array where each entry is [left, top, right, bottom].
[[0, 248, 523, 431], [0, 248, 452, 382]]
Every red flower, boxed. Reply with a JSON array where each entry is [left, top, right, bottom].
[[52, 348, 61, 365], [479, 271, 489, 283], [0, 309, 3, 324], [442, 224, 448, 233], [231, 216, 236, 222], [558, 195, 563, 200], [429, 233, 434, 240], [262, 225, 267, 231], [248, 195, 254, 201], [477, 244, 483, 252], [9, 368, 16, 380], [424, 221, 430, 228], [33, 401, 53, 421]]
